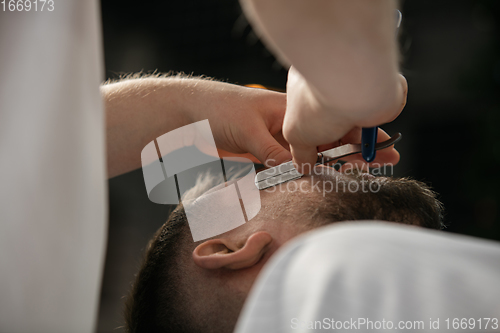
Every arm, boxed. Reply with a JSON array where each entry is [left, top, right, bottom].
[[240, 0, 407, 172], [103, 76, 292, 178]]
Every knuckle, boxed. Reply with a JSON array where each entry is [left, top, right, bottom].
[[260, 145, 283, 165]]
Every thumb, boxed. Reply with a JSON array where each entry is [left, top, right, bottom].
[[290, 143, 318, 174], [246, 128, 292, 167]]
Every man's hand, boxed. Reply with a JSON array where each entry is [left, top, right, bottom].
[[240, 0, 406, 174], [184, 80, 292, 167], [104, 77, 291, 178], [283, 67, 407, 173]]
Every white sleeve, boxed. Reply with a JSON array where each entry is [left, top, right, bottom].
[[0, 1, 107, 332], [235, 222, 500, 333]]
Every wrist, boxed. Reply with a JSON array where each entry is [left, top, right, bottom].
[[172, 77, 214, 125]]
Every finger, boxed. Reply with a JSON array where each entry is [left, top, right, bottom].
[[340, 127, 363, 144], [273, 131, 291, 152], [371, 145, 400, 166], [398, 74, 408, 112], [246, 127, 292, 167], [328, 128, 400, 166], [386, 74, 408, 123], [340, 146, 400, 168], [315, 127, 363, 152], [363, 128, 400, 166], [290, 144, 318, 174], [339, 159, 370, 173], [216, 150, 261, 164]]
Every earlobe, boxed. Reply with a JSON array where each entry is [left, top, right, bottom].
[[193, 232, 273, 270]]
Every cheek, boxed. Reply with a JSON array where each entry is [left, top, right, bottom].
[[262, 216, 310, 250], [225, 258, 266, 296], [257, 187, 318, 241]]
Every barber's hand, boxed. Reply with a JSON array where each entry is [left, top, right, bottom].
[[283, 67, 408, 173], [317, 127, 401, 173], [104, 78, 291, 177], [186, 80, 291, 167]]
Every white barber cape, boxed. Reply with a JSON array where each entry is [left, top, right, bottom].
[[0, 1, 106, 332], [235, 222, 500, 333]]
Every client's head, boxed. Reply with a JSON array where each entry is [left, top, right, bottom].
[[124, 166, 444, 333]]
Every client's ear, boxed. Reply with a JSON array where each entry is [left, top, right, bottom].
[[193, 232, 272, 270]]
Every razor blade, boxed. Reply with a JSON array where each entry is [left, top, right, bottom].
[[255, 133, 402, 190]]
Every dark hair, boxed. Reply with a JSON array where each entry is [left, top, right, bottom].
[[124, 174, 444, 333], [305, 173, 444, 230], [124, 206, 191, 332]]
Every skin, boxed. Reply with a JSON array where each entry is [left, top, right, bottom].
[[182, 168, 365, 332], [240, 0, 407, 172], [102, 77, 400, 178], [103, 77, 291, 177], [284, 70, 407, 172]]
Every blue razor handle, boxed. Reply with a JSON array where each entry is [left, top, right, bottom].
[[361, 127, 378, 162]]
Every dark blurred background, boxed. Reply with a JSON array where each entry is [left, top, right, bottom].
[[98, 0, 500, 331]]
